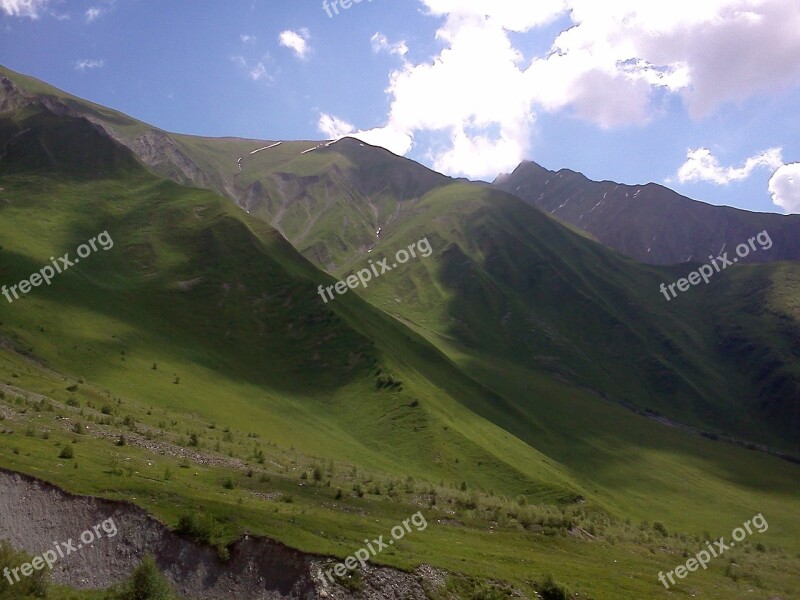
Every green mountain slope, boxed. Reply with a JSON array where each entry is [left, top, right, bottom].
[[1, 67, 800, 599]]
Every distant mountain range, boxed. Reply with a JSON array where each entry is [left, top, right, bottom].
[[494, 160, 800, 266]]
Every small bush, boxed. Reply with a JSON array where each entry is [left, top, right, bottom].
[[59, 445, 74, 459], [535, 575, 570, 600], [0, 540, 50, 597], [176, 512, 222, 545], [110, 554, 175, 600], [653, 521, 669, 537]]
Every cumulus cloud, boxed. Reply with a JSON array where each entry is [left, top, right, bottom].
[[318, 113, 355, 139], [279, 28, 311, 61], [676, 147, 784, 185], [74, 59, 105, 71], [85, 7, 101, 21], [1, 0, 50, 18], [532, 0, 800, 120], [240, 34, 256, 44], [319, 0, 800, 179], [769, 163, 800, 214], [317, 113, 413, 156]]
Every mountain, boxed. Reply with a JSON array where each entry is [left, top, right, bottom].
[[2, 66, 800, 599], [3, 64, 800, 448], [493, 160, 800, 266]]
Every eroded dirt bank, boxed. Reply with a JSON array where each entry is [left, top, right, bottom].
[[0, 467, 445, 599]]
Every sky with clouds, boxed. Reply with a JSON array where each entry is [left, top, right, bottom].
[[2, 0, 799, 213]]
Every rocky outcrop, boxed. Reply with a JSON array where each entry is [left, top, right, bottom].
[[0, 468, 444, 599]]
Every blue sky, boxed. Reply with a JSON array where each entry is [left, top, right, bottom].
[[2, 0, 800, 214]]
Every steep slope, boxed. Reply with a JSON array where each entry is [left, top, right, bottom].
[[5, 67, 800, 451], [342, 181, 800, 450], [3, 64, 798, 449], [0, 66, 450, 273], [0, 101, 584, 500], [2, 68, 800, 600], [493, 160, 800, 265]]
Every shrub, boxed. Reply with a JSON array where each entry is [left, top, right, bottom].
[[333, 567, 365, 592], [59, 445, 74, 459], [0, 540, 50, 597], [653, 521, 669, 537], [111, 554, 175, 600], [535, 575, 570, 600], [176, 513, 221, 545]]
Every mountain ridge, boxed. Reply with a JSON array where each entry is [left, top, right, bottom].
[[493, 159, 800, 266]]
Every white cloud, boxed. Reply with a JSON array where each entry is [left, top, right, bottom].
[[240, 34, 256, 44], [524, 0, 800, 122], [769, 163, 800, 214], [249, 62, 270, 82], [676, 147, 784, 185], [74, 59, 105, 71], [376, 8, 539, 178], [371, 33, 408, 57], [279, 28, 311, 61], [347, 125, 414, 156], [318, 113, 355, 139], [318, 0, 800, 179], [1, 0, 50, 18], [85, 7, 101, 21], [231, 55, 273, 83], [317, 113, 413, 156]]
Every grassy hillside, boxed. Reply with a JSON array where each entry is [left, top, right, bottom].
[[1, 69, 800, 599]]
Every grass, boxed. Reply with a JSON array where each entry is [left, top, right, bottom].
[[0, 70, 799, 599]]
